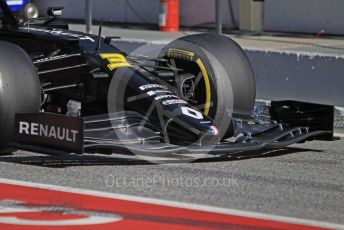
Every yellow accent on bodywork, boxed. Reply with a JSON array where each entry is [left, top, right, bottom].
[[100, 53, 132, 70], [196, 58, 211, 115]]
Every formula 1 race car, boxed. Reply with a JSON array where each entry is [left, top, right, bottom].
[[0, 0, 334, 159]]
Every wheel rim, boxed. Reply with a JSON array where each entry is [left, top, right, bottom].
[[165, 54, 216, 117]]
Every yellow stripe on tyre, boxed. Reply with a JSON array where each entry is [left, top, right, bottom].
[[196, 58, 211, 115]]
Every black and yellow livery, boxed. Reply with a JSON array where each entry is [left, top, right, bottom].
[[100, 53, 132, 70], [0, 0, 333, 157]]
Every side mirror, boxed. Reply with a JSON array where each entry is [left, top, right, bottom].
[[47, 7, 64, 17]]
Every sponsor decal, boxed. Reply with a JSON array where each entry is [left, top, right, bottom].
[[147, 90, 172, 96], [15, 113, 84, 153], [18, 122, 79, 143], [167, 48, 195, 61], [154, 94, 178, 101], [34, 54, 69, 63], [162, 99, 187, 105], [100, 53, 132, 70], [24, 27, 95, 42], [139, 84, 164, 91]]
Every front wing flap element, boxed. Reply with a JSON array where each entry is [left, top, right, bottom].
[[82, 115, 328, 157], [270, 100, 334, 140]]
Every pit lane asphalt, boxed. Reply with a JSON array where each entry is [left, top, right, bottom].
[[0, 138, 343, 225]]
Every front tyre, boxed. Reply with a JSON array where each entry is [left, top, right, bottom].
[[0, 42, 40, 149], [159, 33, 256, 138]]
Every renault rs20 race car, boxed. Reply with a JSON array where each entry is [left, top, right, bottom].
[[0, 0, 334, 160]]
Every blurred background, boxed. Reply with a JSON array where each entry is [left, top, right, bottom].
[[26, 0, 344, 36]]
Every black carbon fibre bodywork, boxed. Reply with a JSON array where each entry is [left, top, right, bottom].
[[0, 0, 334, 157]]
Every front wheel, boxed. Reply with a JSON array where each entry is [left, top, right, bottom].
[[0, 42, 40, 150], [159, 33, 256, 138]]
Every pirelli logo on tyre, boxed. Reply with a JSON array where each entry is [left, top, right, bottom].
[[167, 48, 194, 61], [100, 53, 132, 70]]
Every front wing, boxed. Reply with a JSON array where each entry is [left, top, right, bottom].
[[9, 101, 334, 160]]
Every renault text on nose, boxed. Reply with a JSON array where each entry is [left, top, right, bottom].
[[19, 122, 79, 143]]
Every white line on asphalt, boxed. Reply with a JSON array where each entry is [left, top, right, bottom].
[[0, 178, 343, 230]]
